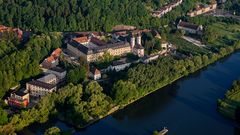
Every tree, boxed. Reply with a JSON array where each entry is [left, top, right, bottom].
[[112, 80, 137, 105], [0, 108, 8, 125], [67, 67, 87, 84], [44, 127, 61, 135]]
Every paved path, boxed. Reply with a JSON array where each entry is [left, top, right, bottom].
[[182, 36, 206, 48], [205, 9, 240, 20]]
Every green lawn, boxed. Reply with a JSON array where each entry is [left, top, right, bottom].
[[167, 34, 210, 56], [207, 22, 240, 48]]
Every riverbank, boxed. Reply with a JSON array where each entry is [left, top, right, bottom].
[[218, 80, 240, 120], [59, 44, 240, 130], [21, 51, 240, 135], [2, 41, 240, 135]]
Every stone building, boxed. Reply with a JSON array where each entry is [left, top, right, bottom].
[[187, 2, 217, 17], [177, 20, 203, 35], [67, 35, 131, 62], [131, 33, 145, 57]]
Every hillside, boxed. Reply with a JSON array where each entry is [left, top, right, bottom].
[[0, 0, 203, 32]]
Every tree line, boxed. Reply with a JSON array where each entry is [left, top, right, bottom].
[[0, 0, 208, 32]]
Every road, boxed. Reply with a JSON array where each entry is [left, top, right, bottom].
[[205, 9, 240, 20]]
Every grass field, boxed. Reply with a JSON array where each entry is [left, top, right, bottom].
[[167, 34, 210, 56], [207, 22, 240, 48]]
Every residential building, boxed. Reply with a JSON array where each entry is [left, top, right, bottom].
[[7, 89, 30, 108], [109, 58, 131, 72], [89, 67, 101, 80], [41, 48, 62, 69], [187, 2, 217, 17], [0, 25, 23, 40], [177, 20, 203, 35], [37, 74, 58, 84], [44, 67, 67, 81], [151, 0, 183, 18], [26, 80, 57, 97], [67, 35, 131, 62]]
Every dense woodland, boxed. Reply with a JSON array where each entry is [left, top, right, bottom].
[[0, 0, 209, 32]]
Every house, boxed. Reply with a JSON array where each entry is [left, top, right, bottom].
[[0, 25, 23, 40], [44, 67, 67, 81], [177, 20, 203, 35], [26, 80, 57, 97], [89, 67, 101, 80], [109, 59, 131, 72], [187, 2, 217, 17], [41, 48, 62, 69], [67, 35, 131, 62], [7, 89, 30, 108], [37, 74, 58, 85], [151, 0, 183, 18]]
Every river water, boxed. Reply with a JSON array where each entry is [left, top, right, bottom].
[[22, 52, 240, 135]]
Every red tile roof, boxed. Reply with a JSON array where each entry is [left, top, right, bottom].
[[51, 48, 62, 58], [73, 37, 89, 43], [46, 56, 55, 63], [0, 25, 23, 39]]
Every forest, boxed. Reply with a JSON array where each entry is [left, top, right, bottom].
[[0, 0, 208, 32]]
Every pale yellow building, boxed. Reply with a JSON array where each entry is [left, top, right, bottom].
[[187, 2, 217, 17], [67, 36, 131, 62]]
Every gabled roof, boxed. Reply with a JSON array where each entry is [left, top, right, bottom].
[[73, 37, 89, 44], [49, 67, 66, 73], [46, 56, 56, 63], [51, 48, 62, 58], [27, 80, 56, 90], [90, 37, 106, 46], [178, 21, 200, 30]]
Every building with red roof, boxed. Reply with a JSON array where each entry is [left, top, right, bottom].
[[0, 25, 23, 40], [7, 89, 30, 108], [41, 48, 62, 69]]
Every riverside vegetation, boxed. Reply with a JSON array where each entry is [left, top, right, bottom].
[[218, 80, 240, 121], [1, 39, 240, 134]]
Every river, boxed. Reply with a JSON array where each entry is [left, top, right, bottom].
[[22, 52, 240, 135]]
